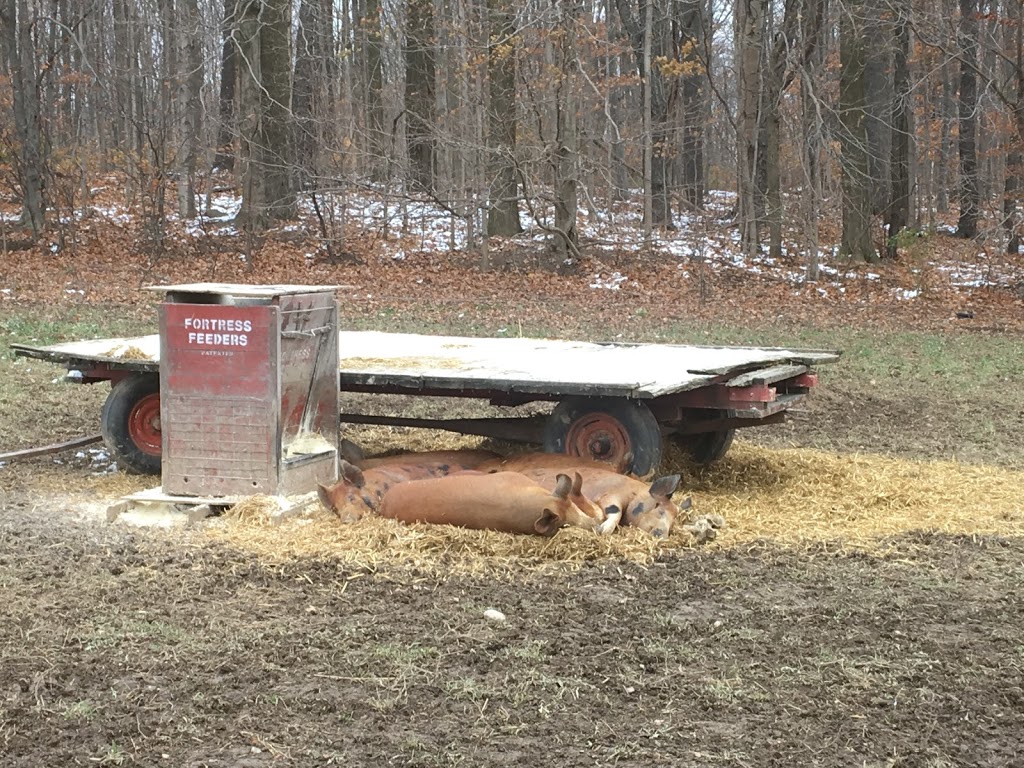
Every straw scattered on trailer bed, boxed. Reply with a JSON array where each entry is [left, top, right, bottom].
[[206, 437, 1024, 575], [102, 343, 153, 360], [339, 355, 463, 371]]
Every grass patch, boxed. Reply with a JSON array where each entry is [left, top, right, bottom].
[[81, 617, 189, 651], [61, 699, 98, 720], [0, 303, 153, 360]]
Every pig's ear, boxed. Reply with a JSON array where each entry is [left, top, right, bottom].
[[649, 474, 680, 500], [339, 460, 366, 489], [317, 483, 336, 512], [339, 438, 365, 466], [552, 473, 572, 499], [534, 509, 564, 537]]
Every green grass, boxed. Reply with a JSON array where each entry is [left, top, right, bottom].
[[81, 617, 189, 651], [61, 699, 98, 720], [0, 303, 154, 360]]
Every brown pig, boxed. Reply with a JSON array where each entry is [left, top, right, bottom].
[[378, 471, 601, 536]]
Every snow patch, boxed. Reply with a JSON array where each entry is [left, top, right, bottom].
[[590, 272, 629, 290]]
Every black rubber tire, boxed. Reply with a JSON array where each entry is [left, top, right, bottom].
[[678, 428, 736, 465], [543, 397, 662, 476], [100, 373, 162, 475]]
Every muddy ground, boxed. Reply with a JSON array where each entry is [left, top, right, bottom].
[[2, 505, 1022, 767], [3, 329, 1024, 766]]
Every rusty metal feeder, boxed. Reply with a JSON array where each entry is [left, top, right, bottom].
[[155, 283, 340, 498]]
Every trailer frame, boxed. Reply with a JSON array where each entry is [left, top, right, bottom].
[[12, 331, 840, 475]]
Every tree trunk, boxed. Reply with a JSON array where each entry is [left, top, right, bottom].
[[863, 0, 891, 215], [642, 0, 653, 238], [735, 0, 764, 256], [262, 0, 294, 218], [839, 0, 877, 262], [615, 0, 674, 231], [237, 0, 296, 228], [405, 0, 436, 192], [677, 0, 706, 209], [1004, 135, 1020, 255], [885, 3, 911, 258], [362, 0, 385, 179], [956, 0, 980, 238], [606, 0, 628, 204], [4, 0, 46, 236], [800, 0, 827, 281], [765, 76, 782, 261], [937, 55, 954, 213], [554, 0, 580, 261], [294, 0, 331, 188], [1004, 0, 1024, 254], [215, 3, 237, 173], [486, 0, 522, 237], [178, 0, 201, 218]]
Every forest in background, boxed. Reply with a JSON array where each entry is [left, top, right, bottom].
[[1, 0, 1023, 276]]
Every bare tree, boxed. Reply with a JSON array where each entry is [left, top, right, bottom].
[[839, 0, 877, 262], [1000, 0, 1022, 253], [761, 0, 826, 261], [2, 0, 46, 237], [486, 0, 522, 237], [735, 0, 764, 255], [405, 0, 437, 192], [215, 2, 238, 173], [178, 0, 204, 218], [886, 0, 912, 258], [956, 0, 980, 238], [554, 0, 581, 259], [616, 0, 677, 229], [237, 0, 297, 227], [677, 0, 708, 210]]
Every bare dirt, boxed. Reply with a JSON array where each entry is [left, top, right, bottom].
[[2, 503, 1021, 767]]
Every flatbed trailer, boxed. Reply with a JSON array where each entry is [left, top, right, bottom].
[[12, 331, 840, 476]]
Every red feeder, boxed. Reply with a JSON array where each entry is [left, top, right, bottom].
[[152, 283, 339, 498]]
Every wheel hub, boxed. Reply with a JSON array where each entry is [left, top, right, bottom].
[[565, 413, 630, 466], [127, 393, 162, 456]]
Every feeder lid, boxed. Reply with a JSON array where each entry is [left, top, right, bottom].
[[145, 283, 341, 297]]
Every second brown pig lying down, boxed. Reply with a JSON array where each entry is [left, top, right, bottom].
[[378, 471, 602, 536], [483, 452, 689, 538], [339, 438, 499, 474]]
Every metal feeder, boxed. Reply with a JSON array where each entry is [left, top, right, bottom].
[[152, 283, 339, 499]]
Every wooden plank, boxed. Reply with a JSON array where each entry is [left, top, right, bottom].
[[726, 364, 807, 388], [11, 335, 161, 368], [0, 434, 103, 461], [122, 486, 247, 506]]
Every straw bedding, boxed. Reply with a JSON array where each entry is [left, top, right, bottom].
[[205, 434, 1024, 576]]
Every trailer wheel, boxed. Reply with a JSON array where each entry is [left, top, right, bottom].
[[677, 428, 735, 465], [544, 397, 662, 476], [101, 373, 162, 475]]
